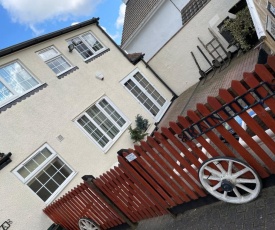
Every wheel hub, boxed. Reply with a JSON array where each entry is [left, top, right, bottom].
[[221, 179, 234, 192]]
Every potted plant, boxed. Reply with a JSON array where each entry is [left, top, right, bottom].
[[128, 114, 150, 143], [222, 6, 258, 51]]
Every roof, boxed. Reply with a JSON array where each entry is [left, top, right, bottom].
[[0, 17, 99, 57], [121, 0, 161, 46], [127, 52, 145, 64]]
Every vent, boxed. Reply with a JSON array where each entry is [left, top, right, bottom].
[[57, 135, 64, 142]]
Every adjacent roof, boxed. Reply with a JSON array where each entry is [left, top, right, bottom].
[[127, 52, 145, 64], [121, 0, 161, 46], [0, 17, 99, 58]]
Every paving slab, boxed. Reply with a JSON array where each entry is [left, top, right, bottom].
[[134, 185, 275, 230], [158, 48, 259, 128]]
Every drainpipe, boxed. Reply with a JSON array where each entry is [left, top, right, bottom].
[[246, 0, 266, 40]]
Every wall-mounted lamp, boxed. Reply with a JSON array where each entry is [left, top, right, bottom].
[[95, 72, 104, 81], [68, 44, 75, 52], [68, 40, 81, 52]]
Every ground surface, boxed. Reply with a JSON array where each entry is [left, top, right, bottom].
[[134, 185, 275, 230]]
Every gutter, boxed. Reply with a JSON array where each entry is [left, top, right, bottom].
[[246, 0, 266, 40], [0, 17, 99, 57]]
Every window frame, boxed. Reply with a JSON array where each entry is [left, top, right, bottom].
[[13, 144, 76, 204], [0, 60, 41, 108], [67, 31, 107, 61], [37, 46, 74, 76], [75, 96, 130, 152], [121, 69, 170, 122]]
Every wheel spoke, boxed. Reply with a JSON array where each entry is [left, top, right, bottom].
[[214, 161, 226, 174], [227, 160, 233, 176], [211, 181, 221, 191], [223, 191, 227, 198], [236, 178, 257, 184], [205, 166, 222, 177], [236, 183, 254, 194], [232, 167, 250, 178], [202, 175, 221, 181], [233, 187, 241, 198]]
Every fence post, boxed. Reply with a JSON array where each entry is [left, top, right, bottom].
[[82, 175, 138, 229]]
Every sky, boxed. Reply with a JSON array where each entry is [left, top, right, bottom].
[[0, 0, 126, 49]]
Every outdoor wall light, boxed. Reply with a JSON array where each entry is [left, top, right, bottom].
[[68, 40, 81, 52], [95, 72, 104, 81], [68, 44, 74, 52]]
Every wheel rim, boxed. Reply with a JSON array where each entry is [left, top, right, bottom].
[[78, 218, 100, 230], [198, 157, 261, 204]]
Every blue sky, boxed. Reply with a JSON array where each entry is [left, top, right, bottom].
[[0, 0, 125, 49]]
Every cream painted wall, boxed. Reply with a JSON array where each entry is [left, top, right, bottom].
[[0, 23, 173, 229], [148, 0, 240, 96], [254, 0, 275, 52]]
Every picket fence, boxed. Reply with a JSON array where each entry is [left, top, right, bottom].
[[44, 57, 275, 230]]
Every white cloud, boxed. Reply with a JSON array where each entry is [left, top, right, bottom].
[[115, 3, 126, 29], [0, 0, 102, 35], [71, 22, 80, 26]]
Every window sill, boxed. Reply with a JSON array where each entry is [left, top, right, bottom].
[[57, 66, 79, 79], [0, 83, 48, 113], [0, 153, 12, 170], [84, 48, 110, 63]]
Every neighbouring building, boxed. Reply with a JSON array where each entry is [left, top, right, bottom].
[[122, 0, 275, 96], [121, 0, 191, 62], [0, 18, 174, 229]]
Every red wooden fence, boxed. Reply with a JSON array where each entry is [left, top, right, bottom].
[[44, 57, 275, 229]]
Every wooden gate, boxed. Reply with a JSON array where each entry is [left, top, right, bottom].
[[44, 57, 275, 229]]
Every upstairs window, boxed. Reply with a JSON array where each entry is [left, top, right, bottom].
[[121, 70, 169, 121], [0, 61, 40, 107], [68, 32, 105, 60], [37, 46, 73, 76], [76, 97, 129, 152]]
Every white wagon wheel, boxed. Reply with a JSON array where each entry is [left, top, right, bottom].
[[78, 218, 101, 230], [198, 157, 262, 204]]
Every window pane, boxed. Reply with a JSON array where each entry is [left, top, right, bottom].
[[77, 115, 110, 147], [41, 147, 52, 158], [39, 48, 58, 61], [82, 33, 103, 51], [37, 187, 51, 202], [37, 172, 50, 184], [0, 62, 39, 94], [18, 167, 30, 178], [25, 159, 38, 173], [133, 72, 165, 106], [29, 179, 42, 193], [33, 152, 46, 165], [45, 165, 57, 176], [46, 56, 71, 75], [86, 106, 119, 139], [60, 165, 73, 178], [45, 179, 59, 193], [77, 98, 128, 149], [53, 172, 66, 185], [99, 99, 126, 127], [52, 158, 64, 169], [0, 82, 13, 103], [125, 73, 166, 117]]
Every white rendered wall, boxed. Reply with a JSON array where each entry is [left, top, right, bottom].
[[0, 24, 173, 229], [148, 0, 240, 95], [123, 0, 185, 61]]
